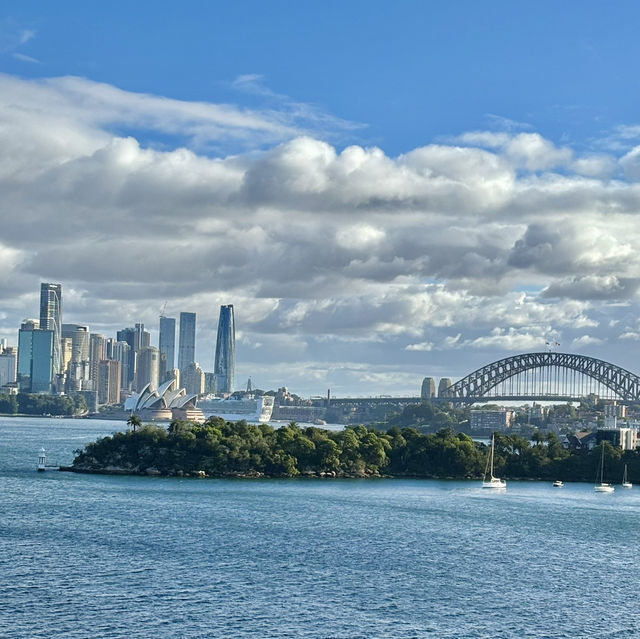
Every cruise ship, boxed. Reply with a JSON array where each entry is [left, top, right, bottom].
[[196, 395, 274, 423]]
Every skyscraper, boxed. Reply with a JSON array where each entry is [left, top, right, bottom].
[[214, 304, 235, 394], [62, 324, 89, 363], [178, 312, 196, 373], [17, 319, 38, 390], [159, 316, 176, 374], [117, 323, 150, 388], [39, 283, 62, 378], [31, 329, 54, 393], [89, 333, 106, 387], [98, 359, 121, 405], [135, 346, 160, 392]]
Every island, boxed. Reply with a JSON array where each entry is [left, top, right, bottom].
[[66, 417, 638, 482]]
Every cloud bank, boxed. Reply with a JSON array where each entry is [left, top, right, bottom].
[[2, 73, 640, 395]]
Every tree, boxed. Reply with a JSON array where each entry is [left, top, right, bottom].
[[127, 414, 142, 432]]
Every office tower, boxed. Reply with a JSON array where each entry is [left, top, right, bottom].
[[182, 361, 205, 396], [117, 323, 150, 388], [61, 337, 72, 374], [104, 337, 115, 360], [62, 324, 90, 362], [98, 359, 122, 405], [0, 351, 17, 387], [31, 330, 54, 393], [112, 341, 131, 389], [135, 346, 160, 392], [214, 304, 235, 394], [204, 372, 217, 394], [17, 319, 39, 390], [159, 316, 176, 374], [178, 312, 196, 373], [89, 334, 106, 387], [39, 283, 62, 378], [134, 323, 150, 351]]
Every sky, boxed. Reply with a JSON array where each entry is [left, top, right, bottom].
[[2, 1, 640, 397]]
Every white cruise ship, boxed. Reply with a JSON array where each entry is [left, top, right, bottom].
[[196, 395, 274, 423]]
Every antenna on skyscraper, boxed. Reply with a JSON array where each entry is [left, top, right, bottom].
[[160, 301, 167, 317]]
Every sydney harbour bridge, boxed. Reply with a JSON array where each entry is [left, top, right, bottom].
[[323, 352, 640, 409], [437, 352, 640, 404]]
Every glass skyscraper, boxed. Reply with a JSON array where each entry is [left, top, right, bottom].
[[31, 329, 54, 393], [159, 316, 176, 373], [214, 305, 235, 394], [178, 312, 196, 373], [39, 283, 62, 378]]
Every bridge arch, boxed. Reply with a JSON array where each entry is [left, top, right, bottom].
[[441, 352, 640, 403]]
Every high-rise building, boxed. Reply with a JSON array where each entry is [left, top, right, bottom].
[[111, 341, 131, 390], [39, 283, 62, 379], [182, 361, 205, 396], [117, 323, 150, 388], [0, 351, 17, 388], [214, 304, 235, 394], [135, 346, 160, 392], [17, 319, 39, 390], [98, 359, 122, 406], [89, 333, 106, 387], [178, 312, 196, 373], [159, 316, 176, 374], [31, 329, 54, 393], [61, 337, 72, 374], [62, 324, 89, 363]]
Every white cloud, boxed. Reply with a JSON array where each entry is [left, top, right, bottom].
[[405, 342, 434, 352], [571, 335, 604, 348], [3, 73, 640, 393]]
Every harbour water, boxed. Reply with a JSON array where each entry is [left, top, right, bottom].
[[2, 416, 640, 638]]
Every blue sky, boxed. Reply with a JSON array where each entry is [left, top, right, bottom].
[[2, 2, 640, 396], [5, 1, 639, 155]]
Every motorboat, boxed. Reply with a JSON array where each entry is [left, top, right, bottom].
[[552, 480, 564, 487]]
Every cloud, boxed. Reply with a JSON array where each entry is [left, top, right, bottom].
[[571, 335, 604, 348], [3, 72, 640, 393], [405, 342, 434, 352], [542, 276, 640, 301], [12, 52, 39, 63], [0, 21, 35, 53]]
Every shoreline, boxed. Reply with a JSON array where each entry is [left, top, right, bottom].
[[59, 465, 596, 483]]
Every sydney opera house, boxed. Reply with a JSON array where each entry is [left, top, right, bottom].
[[124, 379, 205, 422]]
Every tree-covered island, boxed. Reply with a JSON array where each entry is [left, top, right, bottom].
[[68, 417, 640, 482]]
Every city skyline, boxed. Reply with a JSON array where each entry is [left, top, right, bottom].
[[3, 3, 640, 396]]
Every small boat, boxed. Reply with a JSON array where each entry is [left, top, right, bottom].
[[622, 464, 632, 489], [552, 480, 564, 487], [482, 434, 506, 489], [594, 442, 614, 493]]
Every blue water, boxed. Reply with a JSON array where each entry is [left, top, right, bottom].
[[2, 417, 639, 638]]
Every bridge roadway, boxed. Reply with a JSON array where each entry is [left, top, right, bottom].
[[314, 394, 594, 408]]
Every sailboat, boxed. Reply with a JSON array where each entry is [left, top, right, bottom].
[[622, 464, 632, 489], [482, 434, 506, 489], [594, 442, 614, 493]]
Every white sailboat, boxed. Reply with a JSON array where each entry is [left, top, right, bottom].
[[594, 442, 614, 493], [622, 464, 632, 489], [482, 434, 506, 489]]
